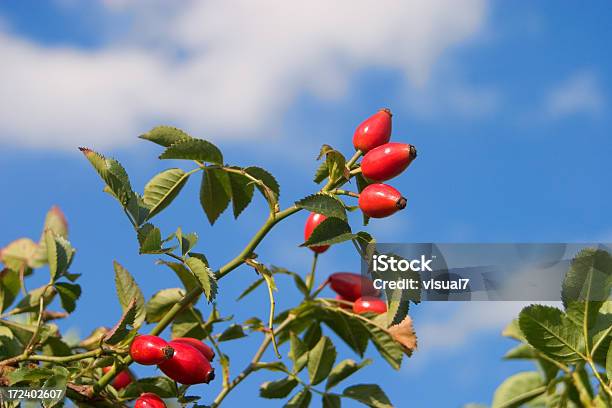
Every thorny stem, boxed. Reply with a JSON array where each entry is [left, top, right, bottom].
[[95, 149, 364, 394]]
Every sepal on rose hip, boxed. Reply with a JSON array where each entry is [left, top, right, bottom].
[[361, 142, 417, 182], [353, 109, 393, 153], [358, 184, 406, 218]]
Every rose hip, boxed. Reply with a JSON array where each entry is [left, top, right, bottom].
[[135, 393, 167, 408], [130, 335, 174, 366], [329, 272, 379, 301], [171, 337, 215, 361], [304, 212, 329, 253], [353, 109, 392, 153], [358, 184, 406, 218], [353, 296, 387, 314], [159, 341, 214, 385], [361, 142, 417, 182]]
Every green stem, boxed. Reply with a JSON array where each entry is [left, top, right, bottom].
[[0, 348, 104, 366], [306, 252, 319, 295], [94, 150, 363, 394], [210, 315, 295, 408], [571, 370, 595, 408], [330, 189, 359, 198]]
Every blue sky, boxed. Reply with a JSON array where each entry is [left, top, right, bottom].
[[1, 1, 611, 407]]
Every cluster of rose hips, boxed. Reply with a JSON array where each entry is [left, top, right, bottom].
[[105, 335, 215, 407], [304, 108, 416, 253], [304, 109, 416, 312]]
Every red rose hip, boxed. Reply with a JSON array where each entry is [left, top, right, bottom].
[[353, 109, 392, 153], [361, 142, 417, 182], [130, 335, 174, 366], [102, 366, 133, 390], [135, 393, 167, 408], [328, 272, 379, 302], [358, 184, 406, 218], [171, 337, 215, 361], [304, 212, 329, 253], [353, 296, 387, 314], [159, 341, 215, 385]]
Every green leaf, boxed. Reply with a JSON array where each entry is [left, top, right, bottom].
[[245, 166, 280, 205], [200, 168, 232, 225], [228, 170, 255, 218], [55, 282, 81, 313], [295, 194, 347, 221], [259, 377, 299, 399], [146, 288, 185, 323], [502, 319, 526, 342], [175, 227, 198, 256], [140, 125, 192, 147], [503, 344, 558, 382], [285, 389, 312, 408], [159, 138, 223, 164], [143, 168, 191, 220], [562, 248, 612, 308], [157, 260, 199, 293], [8, 367, 54, 385], [318, 308, 369, 357], [355, 174, 373, 225], [518, 305, 584, 363], [172, 307, 208, 339], [326, 359, 372, 390], [114, 261, 145, 328], [289, 332, 309, 372], [313, 161, 329, 184], [607, 342, 612, 382], [16, 285, 57, 313], [322, 394, 342, 408], [318, 145, 349, 183], [40, 206, 69, 239], [136, 224, 165, 254], [42, 369, 68, 408], [44, 232, 74, 283], [342, 384, 392, 408], [121, 376, 178, 399], [492, 371, 546, 408], [218, 324, 246, 342], [300, 217, 353, 247], [0, 268, 21, 312], [104, 298, 138, 345], [0, 238, 40, 271], [308, 336, 337, 386], [237, 277, 265, 301], [185, 256, 218, 302], [80, 147, 133, 205]]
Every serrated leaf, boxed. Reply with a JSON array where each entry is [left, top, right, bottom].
[[143, 168, 190, 220], [55, 282, 81, 313], [342, 384, 392, 408], [45, 231, 68, 283], [159, 138, 223, 164], [125, 192, 150, 227], [36, 206, 69, 263], [42, 370, 67, 408], [200, 168, 231, 225], [562, 248, 612, 308], [140, 125, 192, 147], [492, 371, 546, 408], [157, 260, 199, 293], [113, 261, 145, 328], [502, 319, 526, 342], [228, 170, 255, 218], [300, 217, 353, 247], [185, 256, 218, 301], [137, 224, 163, 254], [120, 376, 178, 399], [387, 315, 417, 355], [322, 394, 341, 408], [16, 285, 57, 313], [79, 147, 133, 205], [518, 304, 584, 363], [318, 308, 368, 357], [308, 336, 337, 386], [259, 377, 298, 399], [245, 166, 280, 205], [8, 367, 54, 385], [146, 288, 185, 323], [285, 389, 312, 408], [314, 161, 329, 184], [104, 298, 137, 344], [326, 359, 372, 390], [218, 324, 246, 342], [171, 307, 207, 339], [0, 268, 21, 312], [289, 332, 309, 373], [175, 227, 198, 256], [295, 194, 347, 221]]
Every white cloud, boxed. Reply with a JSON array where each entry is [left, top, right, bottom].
[[0, 0, 488, 150], [545, 71, 605, 119]]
